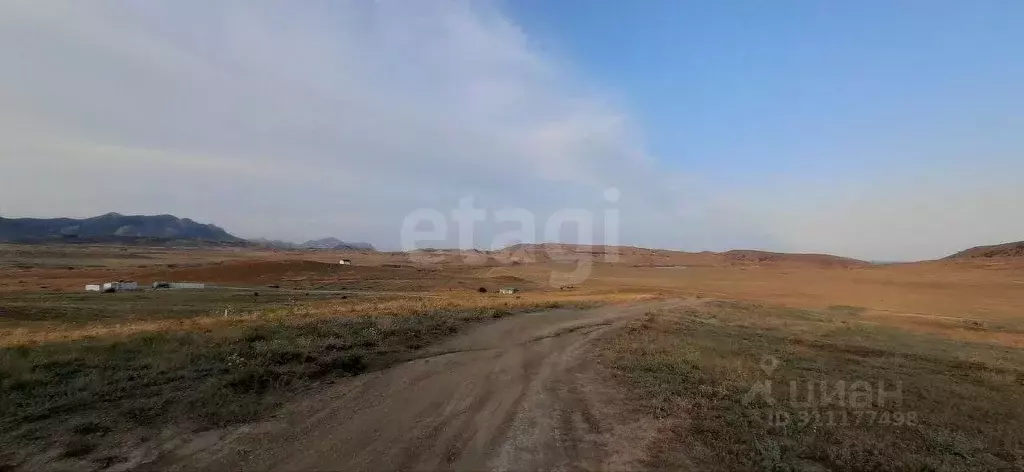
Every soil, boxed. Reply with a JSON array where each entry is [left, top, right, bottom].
[[145, 300, 683, 471], [945, 240, 1024, 259]]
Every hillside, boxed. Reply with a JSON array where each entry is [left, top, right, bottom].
[[300, 237, 376, 251], [250, 237, 376, 251], [449, 244, 868, 268], [721, 249, 868, 268], [0, 213, 241, 243], [945, 241, 1024, 259]]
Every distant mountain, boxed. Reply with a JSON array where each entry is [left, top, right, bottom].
[[490, 244, 868, 268], [247, 237, 375, 251], [945, 241, 1024, 259], [0, 213, 242, 243], [720, 249, 868, 268], [300, 237, 375, 251], [248, 238, 300, 249]]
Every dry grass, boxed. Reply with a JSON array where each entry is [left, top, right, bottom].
[[601, 300, 1024, 471], [575, 263, 1024, 321], [5, 244, 1024, 470], [0, 246, 652, 468], [0, 288, 639, 469], [0, 290, 644, 347]]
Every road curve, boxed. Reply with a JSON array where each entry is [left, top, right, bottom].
[[151, 300, 681, 471]]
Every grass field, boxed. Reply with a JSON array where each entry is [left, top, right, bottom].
[[3, 244, 1024, 470], [0, 290, 344, 325], [0, 288, 626, 469], [601, 301, 1024, 471]]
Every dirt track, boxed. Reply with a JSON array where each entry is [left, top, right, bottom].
[[151, 300, 680, 471]]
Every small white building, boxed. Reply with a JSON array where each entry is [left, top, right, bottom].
[[499, 287, 519, 295], [339, 259, 352, 265], [101, 281, 139, 293], [169, 282, 206, 289], [85, 284, 102, 292]]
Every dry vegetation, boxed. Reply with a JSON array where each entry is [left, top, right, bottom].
[[601, 301, 1024, 471], [0, 289, 635, 469], [0, 245, 646, 469], [2, 243, 1024, 470], [0, 290, 636, 347]]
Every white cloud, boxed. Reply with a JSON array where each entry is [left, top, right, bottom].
[[0, 0, 1020, 261], [0, 0, 683, 247]]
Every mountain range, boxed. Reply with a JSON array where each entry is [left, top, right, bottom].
[[1, 213, 1019, 261], [0, 213, 240, 243], [0, 214, 374, 250], [250, 237, 376, 251]]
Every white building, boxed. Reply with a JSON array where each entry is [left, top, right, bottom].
[[101, 281, 139, 292], [169, 282, 206, 289], [339, 259, 352, 265], [85, 284, 102, 292], [499, 287, 519, 295]]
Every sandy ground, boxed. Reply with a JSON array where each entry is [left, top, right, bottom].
[[145, 300, 682, 471], [6, 245, 1024, 323], [5, 244, 1024, 470]]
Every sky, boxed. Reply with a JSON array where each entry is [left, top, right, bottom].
[[1, 1, 1022, 261]]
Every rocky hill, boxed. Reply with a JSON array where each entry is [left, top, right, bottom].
[[0, 213, 241, 243], [249, 237, 376, 251], [484, 244, 868, 268], [300, 237, 375, 250], [945, 241, 1024, 259], [720, 249, 868, 268]]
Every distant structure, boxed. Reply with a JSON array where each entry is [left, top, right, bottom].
[[498, 287, 519, 295], [339, 259, 352, 265], [169, 282, 206, 289], [97, 281, 139, 293], [153, 281, 206, 289], [87, 281, 206, 292]]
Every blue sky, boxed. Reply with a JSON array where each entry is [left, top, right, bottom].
[[1, 1, 1021, 260], [507, 0, 1024, 179]]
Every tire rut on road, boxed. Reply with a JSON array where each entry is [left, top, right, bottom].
[[152, 299, 684, 471]]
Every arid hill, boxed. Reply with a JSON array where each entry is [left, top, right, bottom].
[[0, 213, 240, 243], [721, 249, 868, 268], [945, 241, 1024, 259], [411, 244, 867, 268], [499, 244, 868, 267], [250, 237, 376, 251]]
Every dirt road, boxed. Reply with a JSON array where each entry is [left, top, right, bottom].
[[152, 300, 679, 471]]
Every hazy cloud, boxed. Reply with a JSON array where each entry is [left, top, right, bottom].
[[0, 0, 1020, 261]]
